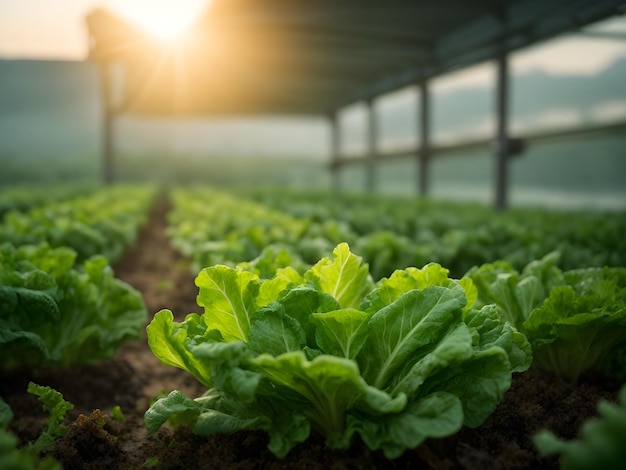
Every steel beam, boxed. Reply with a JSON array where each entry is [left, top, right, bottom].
[[334, 119, 626, 167]]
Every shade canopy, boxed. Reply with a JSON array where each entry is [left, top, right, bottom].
[[87, 0, 625, 117]]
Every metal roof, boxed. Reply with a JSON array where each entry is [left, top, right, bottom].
[[87, 0, 625, 117]]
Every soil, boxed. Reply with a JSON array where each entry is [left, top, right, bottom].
[[1, 193, 621, 469]]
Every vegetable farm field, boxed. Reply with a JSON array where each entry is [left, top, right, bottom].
[[1, 185, 625, 470]]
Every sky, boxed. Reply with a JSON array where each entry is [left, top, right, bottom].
[[0, 0, 210, 58]]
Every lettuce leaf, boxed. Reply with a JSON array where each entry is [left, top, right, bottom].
[[305, 243, 374, 309]]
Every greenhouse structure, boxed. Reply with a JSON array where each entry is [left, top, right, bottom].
[[86, 0, 626, 209]]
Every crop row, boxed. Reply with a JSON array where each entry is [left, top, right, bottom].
[[167, 187, 626, 280], [0, 183, 95, 220], [0, 243, 147, 369], [0, 184, 157, 468], [245, 187, 626, 276], [167, 187, 308, 272], [0, 185, 156, 264], [0, 185, 155, 368]]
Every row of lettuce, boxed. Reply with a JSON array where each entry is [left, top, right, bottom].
[[249, 188, 626, 276], [1, 184, 624, 467], [0, 184, 96, 221], [150, 187, 626, 465], [0, 184, 156, 368], [1, 185, 156, 468], [169, 187, 626, 280], [0, 185, 155, 264]]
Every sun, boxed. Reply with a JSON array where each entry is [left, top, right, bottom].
[[116, 1, 208, 40], [132, 8, 194, 40]]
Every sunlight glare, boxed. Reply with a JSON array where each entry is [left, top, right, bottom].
[[116, 1, 208, 40]]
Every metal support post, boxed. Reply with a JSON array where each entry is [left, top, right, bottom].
[[418, 80, 431, 196], [366, 98, 377, 193], [99, 63, 115, 185], [495, 52, 510, 210], [329, 112, 341, 194]]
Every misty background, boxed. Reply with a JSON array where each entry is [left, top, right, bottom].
[[1, 30, 625, 209]]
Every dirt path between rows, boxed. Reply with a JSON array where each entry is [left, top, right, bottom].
[[114, 193, 205, 399], [111, 193, 207, 466]]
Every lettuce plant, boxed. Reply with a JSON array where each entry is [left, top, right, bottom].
[[0, 243, 146, 369], [467, 254, 626, 381], [145, 243, 530, 458]]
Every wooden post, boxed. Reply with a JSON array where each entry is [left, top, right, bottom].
[[99, 63, 115, 185], [366, 98, 377, 193], [495, 52, 510, 210], [418, 80, 431, 196]]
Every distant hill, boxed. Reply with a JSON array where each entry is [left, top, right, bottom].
[[0, 60, 99, 113], [0, 60, 100, 160]]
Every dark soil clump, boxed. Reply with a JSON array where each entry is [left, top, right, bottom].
[[56, 409, 123, 470]]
